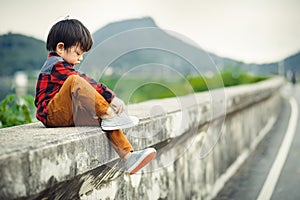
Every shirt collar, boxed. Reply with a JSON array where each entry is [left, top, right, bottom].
[[48, 52, 60, 58]]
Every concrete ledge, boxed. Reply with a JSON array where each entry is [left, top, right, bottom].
[[0, 77, 284, 199]]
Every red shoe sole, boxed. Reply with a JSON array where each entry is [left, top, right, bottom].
[[129, 151, 156, 175]]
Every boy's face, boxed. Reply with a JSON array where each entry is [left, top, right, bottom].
[[57, 44, 85, 65]]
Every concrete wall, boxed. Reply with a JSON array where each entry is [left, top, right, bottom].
[[0, 77, 284, 200]]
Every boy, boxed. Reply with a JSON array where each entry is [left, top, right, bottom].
[[34, 18, 156, 175]]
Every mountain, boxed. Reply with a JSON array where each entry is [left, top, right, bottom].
[[92, 17, 157, 44], [283, 52, 300, 72], [246, 51, 300, 76], [85, 17, 286, 80], [0, 33, 47, 76], [81, 17, 231, 78]]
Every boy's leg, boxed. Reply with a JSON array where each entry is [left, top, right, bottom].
[[105, 129, 134, 158], [47, 75, 110, 126], [47, 75, 133, 157], [46, 75, 76, 126]]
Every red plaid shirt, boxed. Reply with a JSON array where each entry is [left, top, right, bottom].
[[34, 52, 115, 126]]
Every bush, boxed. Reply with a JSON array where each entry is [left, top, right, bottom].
[[100, 69, 268, 104], [0, 94, 36, 128], [188, 67, 268, 93]]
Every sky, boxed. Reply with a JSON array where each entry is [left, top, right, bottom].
[[1, 0, 300, 64]]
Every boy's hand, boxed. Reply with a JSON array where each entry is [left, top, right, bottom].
[[101, 107, 115, 119], [111, 97, 126, 115]]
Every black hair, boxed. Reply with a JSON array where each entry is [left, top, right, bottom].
[[46, 19, 93, 52]]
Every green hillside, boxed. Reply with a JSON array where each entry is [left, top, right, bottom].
[[0, 33, 47, 76]]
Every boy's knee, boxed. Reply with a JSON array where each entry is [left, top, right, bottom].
[[66, 75, 88, 87], [64, 75, 78, 86], [67, 74, 80, 82]]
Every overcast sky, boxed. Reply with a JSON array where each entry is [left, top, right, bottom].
[[1, 0, 300, 64]]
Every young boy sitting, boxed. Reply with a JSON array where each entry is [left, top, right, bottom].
[[34, 18, 156, 175]]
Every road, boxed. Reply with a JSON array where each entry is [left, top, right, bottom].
[[214, 84, 300, 200]]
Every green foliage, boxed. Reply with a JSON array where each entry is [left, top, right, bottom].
[[187, 76, 208, 92], [100, 68, 268, 104], [0, 94, 36, 128], [101, 76, 191, 104], [188, 66, 268, 93], [220, 65, 266, 87], [128, 82, 189, 104]]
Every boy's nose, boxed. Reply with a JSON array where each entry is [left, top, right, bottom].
[[79, 55, 83, 60]]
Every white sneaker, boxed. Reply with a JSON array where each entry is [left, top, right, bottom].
[[101, 112, 139, 131], [124, 148, 156, 175]]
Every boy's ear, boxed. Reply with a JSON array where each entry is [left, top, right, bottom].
[[56, 42, 65, 55]]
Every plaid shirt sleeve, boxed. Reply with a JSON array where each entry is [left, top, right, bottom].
[[76, 71, 115, 103], [35, 54, 115, 125]]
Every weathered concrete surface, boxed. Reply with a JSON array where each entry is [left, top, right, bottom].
[[0, 77, 284, 200]]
